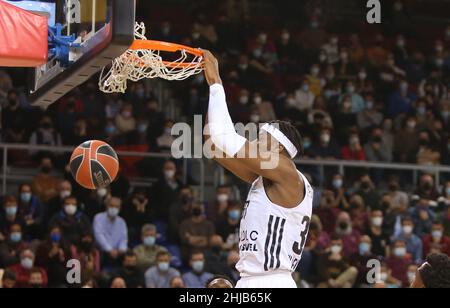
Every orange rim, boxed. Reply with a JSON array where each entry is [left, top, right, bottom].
[[129, 40, 204, 68]]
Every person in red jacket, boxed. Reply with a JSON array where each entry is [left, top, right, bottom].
[[8, 249, 47, 288], [422, 223, 450, 256], [341, 133, 366, 161], [385, 239, 412, 287]]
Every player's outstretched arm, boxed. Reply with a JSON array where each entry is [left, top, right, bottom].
[[203, 50, 297, 185]]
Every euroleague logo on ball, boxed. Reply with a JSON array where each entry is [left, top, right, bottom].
[[70, 140, 119, 190]]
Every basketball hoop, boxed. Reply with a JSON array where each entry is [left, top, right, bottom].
[[99, 22, 204, 93]]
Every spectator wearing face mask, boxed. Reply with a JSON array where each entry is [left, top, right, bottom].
[[413, 174, 440, 201], [438, 181, 450, 209], [0, 224, 27, 268], [2, 89, 27, 134], [122, 190, 153, 243], [151, 160, 181, 223], [321, 35, 340, 65], [385, 240, 411, 287], [145, 251, 180, 288], [364, 128, 392, 163], [114, 251, 145, 288], [357, 95, 383, 131], [338, 81, 365, 114], [0, 196, 24, 239], [316, 190, 341, 235], [375, 263, 402, 288], [317, 237, 358, 288], [341, 133, 365, 161], [407, 198, 436, 238], [93, 197, 128, 265], [49, 196, 91, 245], [356, 174, 379, 209], [422, 223, 450, 256], [349, 235, 377, 287], [293, 80, 315, 112], [30, 157, 59, 204], [348, 195, 368, 233], [156, 119, 175, 152], [205, 185, 232, 224], [416, 131, 441, 165], [8, 249, 47, 288], [168, 186, 194, 243], [334, 212, 361, 258], [182, 251, 213, 288], [204, 235, 229, 275], [70, 232, 101, 275], [394, 116, 420, 163], [179, 203, 215, 262], [17, 184, 44, 238], [308, 129, 341, 159], [0, 269, 17, 289], [28, 268, 46, 289], [392, 217, 423, 264], [133, 224, 168, 272], [388, 80, 417, 118], [29, 115, 62, 159], [230, 89, 252, 123], [305, 64, 322, 96], [35, 226, 69, 287], [386, 176, 409, 212], [115, 104, 136, 134], [365, 209, 389, 257], [329, 174, 350, 210], [46, 180, 73, 220], [217, 202, 241, 248]]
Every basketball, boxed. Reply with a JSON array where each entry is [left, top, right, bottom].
[[69, 140, 119, 190]]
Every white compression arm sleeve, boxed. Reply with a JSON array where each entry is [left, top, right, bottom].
[[208, 84, 247, 157]]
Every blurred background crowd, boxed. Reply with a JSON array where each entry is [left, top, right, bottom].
[[0, 0, 450, 288]]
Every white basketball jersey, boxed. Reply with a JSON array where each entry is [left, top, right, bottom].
[[236, 171, 313, 276]]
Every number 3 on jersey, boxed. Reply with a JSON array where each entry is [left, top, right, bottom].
[[292, 216, 311, 255]]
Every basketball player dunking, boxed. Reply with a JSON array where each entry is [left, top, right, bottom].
[[202, 51, 313, 288]]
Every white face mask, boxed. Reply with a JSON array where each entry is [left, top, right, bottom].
[[330, 245, 342, 254], [65, 204, 77, 216], [403, 225, 413, 235], [164, 170, 175, 179], [379, 272, 388, 282], [407, 271, 416, 284], [217, 194, 229, 203], [394, 247, 407, 257], [60, 190, 71, 199], [97, 188, 108, 198], [371, 217, 383, 227]]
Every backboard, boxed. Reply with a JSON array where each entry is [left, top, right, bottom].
[[28, 0, 136, 108]]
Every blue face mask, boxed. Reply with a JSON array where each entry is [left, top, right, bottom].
[[303, 140, 311, 150], [143, 236, 156, 247], [6, 207, 17, 217], [107, 207, 120, 218], [359, 242, 370, 255], [192, 260, 204, 273], [229, 210, 241, 221], [417, 107, 426, 116], [446, 187, 450, 196], [20, 193, 32, 203], [105, 126, 116, 135], [158, 262, 169, 272], [51, 233, 61, 243], [10, 232, 22, 243], [333, 179, 343, 189]]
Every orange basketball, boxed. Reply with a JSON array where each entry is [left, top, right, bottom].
[[69, 140, 119, 190]]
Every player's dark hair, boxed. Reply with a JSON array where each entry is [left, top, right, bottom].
[[205, 275, 235, 288], [268, 120, 303, 158], [420, 253, 450, 288]]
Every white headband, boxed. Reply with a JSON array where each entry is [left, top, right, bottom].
[[261, 123, 298, 158]]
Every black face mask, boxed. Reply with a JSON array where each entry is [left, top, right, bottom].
[[419, 139, 429, 147], [373, 136, 382, 143], [81, 241, 93, 252], [41, 166, 51, 174], [339, 222, 349, 230], [361, 182, 370, 190], [422, 183, 433, 191], [192, 208, 202, 217], [9, 99, 18, 107], [181, 195, 193, 205], [211, 246, 222, 254], [389, 183, 399, 191]]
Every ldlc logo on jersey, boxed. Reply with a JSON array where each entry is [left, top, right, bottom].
[[239, 229, 259, 252]]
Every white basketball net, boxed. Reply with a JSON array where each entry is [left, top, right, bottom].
[[99, 22, 204, 93]]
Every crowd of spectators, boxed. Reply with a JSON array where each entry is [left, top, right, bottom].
[[0, 0, 449, 288]]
